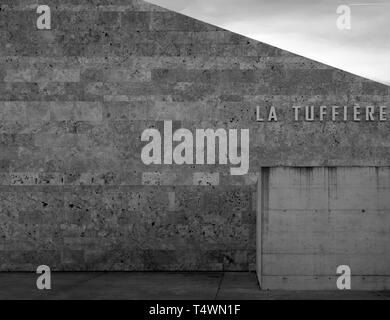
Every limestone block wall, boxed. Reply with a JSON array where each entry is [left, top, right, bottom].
[[0, 0, 389, 271]]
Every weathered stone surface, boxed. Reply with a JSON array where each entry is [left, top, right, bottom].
[[0, 0, 388, 271]]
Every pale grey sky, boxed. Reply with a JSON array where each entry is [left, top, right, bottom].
[[149, 0, 390, 85]]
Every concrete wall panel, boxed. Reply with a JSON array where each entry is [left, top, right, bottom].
[[259, 167, 390, 290]]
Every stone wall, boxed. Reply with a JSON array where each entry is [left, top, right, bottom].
[[0, 0, 389, 271]]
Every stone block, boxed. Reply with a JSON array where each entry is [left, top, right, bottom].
[[193, 172, 220, 186]]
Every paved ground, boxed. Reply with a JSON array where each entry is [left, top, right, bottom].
[[0, 272, 389, 300]]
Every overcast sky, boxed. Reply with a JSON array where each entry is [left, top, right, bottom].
[[149, 0, 390, 85]]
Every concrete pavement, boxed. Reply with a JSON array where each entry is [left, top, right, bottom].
[[0, 272, 388, 300]]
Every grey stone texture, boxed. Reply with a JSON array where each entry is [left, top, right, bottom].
[[0, 0, 389, 271]]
